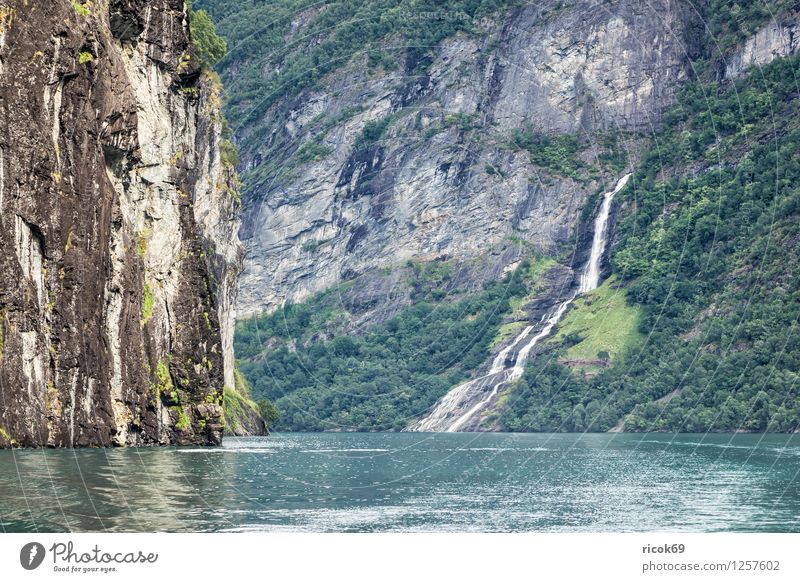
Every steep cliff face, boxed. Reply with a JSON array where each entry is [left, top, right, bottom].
[[724, 8, 800, 78], [220, 0, 697, 316], [0, 0, 243, 447]]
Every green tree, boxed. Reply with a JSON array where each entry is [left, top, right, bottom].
[[189, 7, 227, 69], [257, 399, 281, 430]]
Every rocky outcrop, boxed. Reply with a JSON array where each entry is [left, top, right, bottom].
[[0, 0, 243, 447], [725, 9, 800, 78], [236, 0, 696, 316], [223, 376, 266, 437]]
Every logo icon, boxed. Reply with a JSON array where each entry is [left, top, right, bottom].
[[20, 542, 46, 570]]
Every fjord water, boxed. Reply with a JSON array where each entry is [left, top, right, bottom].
[[0, 433, 798, 532]]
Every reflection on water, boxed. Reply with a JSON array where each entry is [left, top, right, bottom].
[[0, 433, 798, 532]]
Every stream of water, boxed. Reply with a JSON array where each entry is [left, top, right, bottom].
[[411, 174, 631, 432]]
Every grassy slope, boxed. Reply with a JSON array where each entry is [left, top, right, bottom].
[[553, 276, 642, 363]]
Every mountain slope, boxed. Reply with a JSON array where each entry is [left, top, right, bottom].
[[500, 7, 800, 433], [197, 0, 698, 315], [210, 1, 800, 432]]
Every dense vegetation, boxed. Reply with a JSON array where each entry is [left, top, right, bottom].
[[509, 126, 586, 180], [188, 3, 228, 69], [224, 368, 280, 433], [235, 263, 529, 430], [552, 276, 642, 365], [701, 0, 795, 57], [501, 53, 800, 432]]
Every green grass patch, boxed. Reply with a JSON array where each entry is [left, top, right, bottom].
[[174, 408, 191, 431], [489, 320, 526, 349], [155, 358, 177, 404], [553, 276, 642, 362], [71, 0, 90, 17], [141, 283, 155, 326], [220, 139, 239, 168]]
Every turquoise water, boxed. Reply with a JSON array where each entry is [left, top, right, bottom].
[[0, 432, 798, 532]]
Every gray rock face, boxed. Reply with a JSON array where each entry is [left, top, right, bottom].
[[237, 0, 696, 316], [0, 0, 242, 446], [725, 9, 800, 78]]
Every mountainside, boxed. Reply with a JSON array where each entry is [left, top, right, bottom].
[[199, 0, 700, 316], [502, 52, 800, 433], [0, 0, 261, 446], [205, 0, 800, 433]]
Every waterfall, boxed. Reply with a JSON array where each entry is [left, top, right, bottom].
[[408, 174, 631, 432], [579, 174, 631, 293], [508, 297, 574, 382]]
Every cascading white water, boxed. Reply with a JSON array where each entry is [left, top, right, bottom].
[[579, 173, 631, 293], [409, 174, 632, 432], [412, 320, 538, 432], [508, 297, 574, 382], [442, 298, 574, 432]]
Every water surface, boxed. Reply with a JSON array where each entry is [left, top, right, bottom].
[[0, 432, 798, 532]]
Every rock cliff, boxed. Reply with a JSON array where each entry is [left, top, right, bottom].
[[0, 0, 244, 446], [724, 8, 800, 78], [227, 0, 698, 316]]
